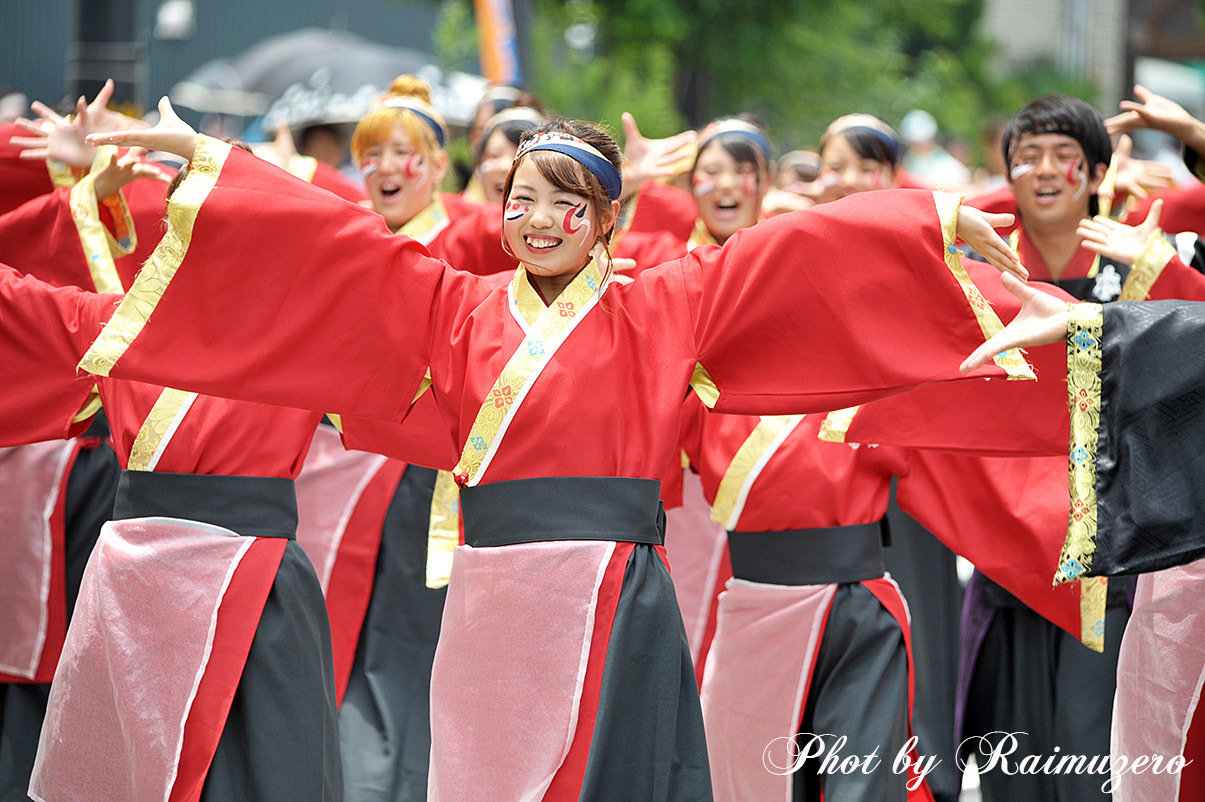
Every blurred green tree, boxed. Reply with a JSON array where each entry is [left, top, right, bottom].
[[434, 0, 1102, 169]]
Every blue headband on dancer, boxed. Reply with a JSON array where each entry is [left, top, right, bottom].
[[697, 119, 773, 164], [376, 97, 448, 148], [517, 131, 623, 202], [823, 114, 902, 165]]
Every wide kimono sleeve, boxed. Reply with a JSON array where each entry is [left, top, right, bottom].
[[0, 263, 119, 444], [896, 449, 1106, 652], [77, 135, 491, 423], [0, 163, 135, 292], [1056, 300, 1205, 581], [819, 258, 1076, 456], [1118, 231, 1205, 302], [0, 123, 59, 215], [673, 188, 1034, 415]]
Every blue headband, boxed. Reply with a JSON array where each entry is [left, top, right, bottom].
[[697, 120, 772, 164], [518, 132, 623, 201], [824, 114, 902, 165], [377, 98, 448, 148]]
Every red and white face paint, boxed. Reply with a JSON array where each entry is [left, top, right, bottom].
[[692, 140, 766, 244], [817, 132, 897, 204], [562, 203, 591, 236], [1007, 133, 1096, 226], [505, 199, 531, 221], [360, 118, 443, 232], [503, 158, 601, 284]]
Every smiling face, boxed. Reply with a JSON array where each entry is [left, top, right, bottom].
[[692, 140, 767, 244], [817, 132, 897, 202], [359, 118, 448, 231], [1007, 132, 1102, 232], [502, 156, 606, 284]]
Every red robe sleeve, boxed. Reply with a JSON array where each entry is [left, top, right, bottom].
[[896, 449, 1103, 650], [335, 391, 461, 470], [1121, 234, 1205, 302], [0, 263, 118, 444], [1123, 181, 1205, 234], [79, 136, 493, 423], [625, 181, 697, 241], [0, 124, 58, 215], [825, 258, 1074, 455], [668, 188, 1034, 414], [0, 172, 137, 292], [428, 203, 518, 276]]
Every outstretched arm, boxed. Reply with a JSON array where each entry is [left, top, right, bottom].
[[75, 129, 487, 423], [669, 189, 1031, 415], [1106, 84, 1205, 160]]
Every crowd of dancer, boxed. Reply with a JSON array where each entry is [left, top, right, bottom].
[[3, 69, 1205, 802]]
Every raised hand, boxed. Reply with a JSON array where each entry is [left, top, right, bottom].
[[251, 120, 298, 170], [1105, 84, 1199, 141], [86, 96, 199, 162], [80, 79, 151, 134], [10, 98, 95, 167], [1077, 199, 1163, 265], [961, 273, 1070, 372], [91, 146, 173, 200], [956, 206, 1028, 280], [1103, 135, 1174, 208], [619, 112, 696, 199]]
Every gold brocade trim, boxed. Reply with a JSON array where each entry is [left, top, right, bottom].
[[326, 414, 343, 433], [1118, 232, 1175, 301], [284, 154, 318, 183], [936, 192, 1034, 381], [1078, 576, 1107, 653], [46, 159, 77, 188], [79, 136, 232, 377], [680, 449, 690, 469], [818, 406, 860, 443], [710, 415, 804, 529], [413, 369, 433, 403], [396, 198, 450, 246], [512, 271, 546, 328], [127, 387, 197, 470], [689, 363, 719, 409], [687, 217, 718, 251], [425, 469, 460, 588], [1055, 303, 1104, 584], [68, 163, 130, 294], [71, 388, 103, 424], [1097, 156, 1118, 222], [453, 261, 605, 486]]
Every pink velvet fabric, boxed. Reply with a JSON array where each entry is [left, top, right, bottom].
[[663, 470, 728, 661], [1111, 560, 1205, 801], [294, 425, 388, 593], [428, 540, 616, 801], [0, 442, 74, 679], [29, 518, 254, 802], [700, 578, 837, 802]]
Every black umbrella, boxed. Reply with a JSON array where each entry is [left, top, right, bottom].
[[170, 27, 486, 128]]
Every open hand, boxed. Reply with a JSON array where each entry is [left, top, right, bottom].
[[1078, 199, 1163, 264], [91, 146, 173, 200], [956, 206, 1027, 280], [620, 112, 696, 199], [961, 273, 1070, 372], [86, 96, 199, 162]]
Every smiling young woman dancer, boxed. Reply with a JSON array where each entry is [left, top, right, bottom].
[[79, 102, 1029, 800]]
